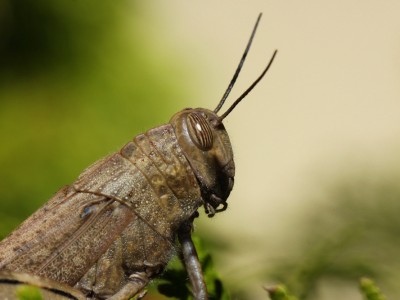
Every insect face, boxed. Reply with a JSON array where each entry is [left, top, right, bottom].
[[170, 108, 234, 217]]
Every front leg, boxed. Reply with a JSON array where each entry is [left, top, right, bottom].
[[178, 221, 208, 300], [107, 272, 149, 300]]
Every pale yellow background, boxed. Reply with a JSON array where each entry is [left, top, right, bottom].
[[141, 1, 400, 299]]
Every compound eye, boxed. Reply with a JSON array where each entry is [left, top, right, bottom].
[[187, 112, 214, 150]]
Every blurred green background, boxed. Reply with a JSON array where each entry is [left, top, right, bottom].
[[1, 1, 400, 299]]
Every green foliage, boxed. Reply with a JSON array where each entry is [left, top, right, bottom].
[[16, 285, 43, 300], [360, 278, 387, 300], [266, 169, 400, 299], [0, 0, 121, 77], [157, 234, 229, 300], [265, 285, 298, 300], [265, 279, 388, 300]]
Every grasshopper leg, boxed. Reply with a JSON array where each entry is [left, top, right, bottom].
[[107, 272, 149, 300], [178, 221, 208, 300]]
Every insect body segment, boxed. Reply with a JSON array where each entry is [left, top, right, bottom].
[[0, 121, 207, 298], [76, 124, 203, 229]]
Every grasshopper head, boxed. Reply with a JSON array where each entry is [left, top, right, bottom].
[[169, 14, 277, 216], [170, 108, 234, 217]]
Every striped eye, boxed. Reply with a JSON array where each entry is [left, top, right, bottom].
[[187, 112, 214, 150]]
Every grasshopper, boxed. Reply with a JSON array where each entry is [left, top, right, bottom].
[[0, 14, 277, 300]]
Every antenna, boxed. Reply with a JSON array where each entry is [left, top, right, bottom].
[[218, 49, 277, 122], [214, 13, 263, 114]]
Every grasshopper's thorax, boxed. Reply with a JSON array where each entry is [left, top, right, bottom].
[[170, 108, 235, 216]]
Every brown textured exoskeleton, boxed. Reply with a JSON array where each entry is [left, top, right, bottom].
[[0, 13, 277, 300]]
